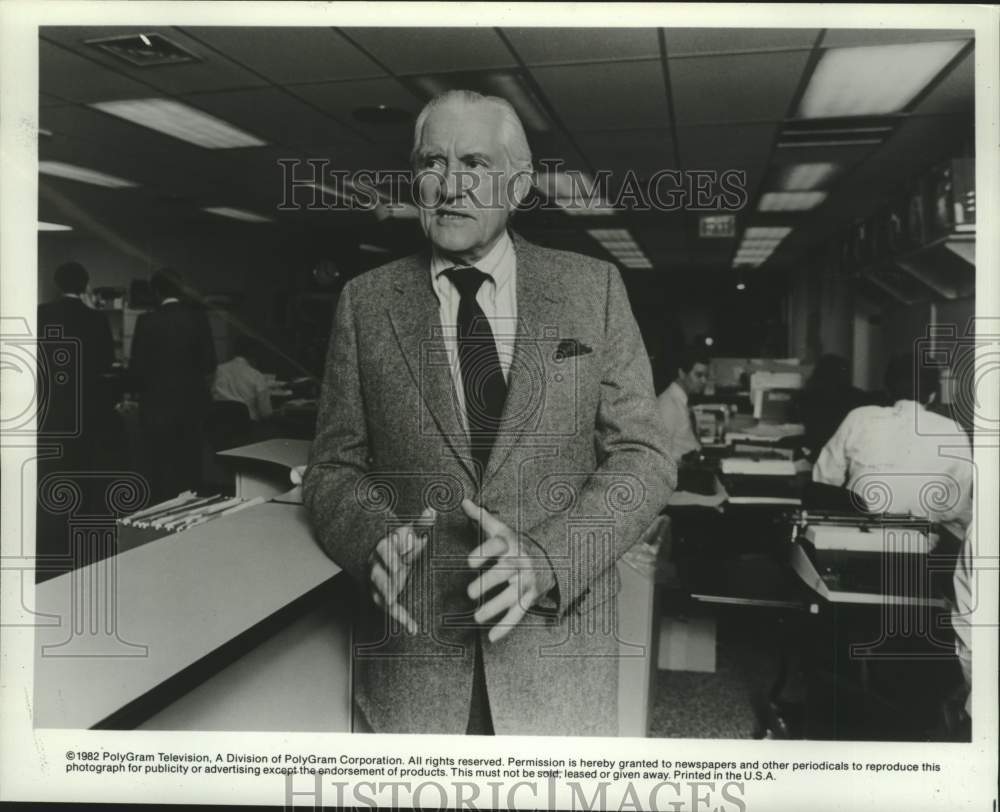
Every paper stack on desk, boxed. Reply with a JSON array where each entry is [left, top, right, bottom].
[[117, 492, 264, 553], [720, 457, 797, 477]]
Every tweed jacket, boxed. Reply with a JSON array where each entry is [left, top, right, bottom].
[[303, 232, 675, 736]]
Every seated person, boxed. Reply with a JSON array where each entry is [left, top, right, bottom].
[[212, 336, 274, 421], [800, 353, 868, 461], [812, 351, 972, 538], [656, 348, 709, 465]]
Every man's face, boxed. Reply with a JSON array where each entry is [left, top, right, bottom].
[[679, 362, 709, 396], [414, 100, 524, 264]]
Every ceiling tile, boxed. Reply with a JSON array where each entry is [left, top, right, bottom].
[[180, 87, 363, 155], [503, 28, 660, 65], [820, 28, 974, 49], [665, 28, 819, 56], [39, 39, 152, 103], [42, 27, 269, 94], [675, 122, 776, 169], [184, 27, 385, 83], [288, 77, 422, 143], [576, 130, 675, 196], [912, 50, 974, 115], [530, 60, 669, 130], [669, 50, 811, 124], [342, 27, 515, 75]]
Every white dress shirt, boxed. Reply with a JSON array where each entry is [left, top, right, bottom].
[[212, 356, 273, 421], [656, 381, 701, 463], [812, 401, 973, 536], [430, 231, 517, 432]]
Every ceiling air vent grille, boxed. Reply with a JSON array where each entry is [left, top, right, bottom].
[[777, 116, 901, 149], [85, 33, 200, 67]]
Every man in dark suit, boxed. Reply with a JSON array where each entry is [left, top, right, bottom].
[[37, 261, 115, 467], [36, 262, 116, 579], [304, 90, 674, 735], [129, 269, 216, 502]]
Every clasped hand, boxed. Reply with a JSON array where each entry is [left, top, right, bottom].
[[367, 499, 555, 642]]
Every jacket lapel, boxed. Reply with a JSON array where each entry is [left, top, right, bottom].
[[483, 234, 564, 486], [386, 255, 476, 481]]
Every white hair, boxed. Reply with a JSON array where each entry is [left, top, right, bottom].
[[410, 89, 533, 174]]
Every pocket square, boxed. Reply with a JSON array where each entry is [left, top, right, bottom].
[[554, 338, 592, 360]]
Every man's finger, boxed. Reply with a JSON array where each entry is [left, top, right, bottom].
[[467, 536, 509, 569], [412, 506, 437, 533], [371, 560, 392, 603], [398, 529, 429, 563], [376, 533, 405, 576], [467, 560, 519, 601], [386, 598, 418, 635], [487, 593, 533, 643], [473, 582, 519, 625], [461, 498, 507, 537]]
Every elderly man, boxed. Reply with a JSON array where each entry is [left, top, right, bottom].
[[304, 90, 674, 736]]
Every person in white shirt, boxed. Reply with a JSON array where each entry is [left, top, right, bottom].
[[212, 336, 274, 421], [656, 349, 710, 464], [812, 352, 972, 536], [813, 352, 975, 735]]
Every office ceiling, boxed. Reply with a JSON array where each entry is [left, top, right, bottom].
[[38, 26, 975, 276]]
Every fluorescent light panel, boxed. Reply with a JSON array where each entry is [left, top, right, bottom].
[[38, 221, 72, 231], [92, 98, 266, 149], [203, 206, 272, 223], [798, 40, 967, 118], [777, 162, 839, 191], [758, 191, 828, 212], [745, 226, 791, 240], [39, 160, 138, 188]]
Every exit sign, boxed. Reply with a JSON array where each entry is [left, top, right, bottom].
[[699, 215, 736, 238]]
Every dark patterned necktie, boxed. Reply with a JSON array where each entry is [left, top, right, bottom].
[[441, 266, 508, 479]]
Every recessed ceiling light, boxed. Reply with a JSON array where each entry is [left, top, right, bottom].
[[38, 221, 72, 231], [202, 206, 272, 223], [758, 191, 828, 212], [798, 40, 967, 118], [745, 226, 792, 240], [86, 33, 200, 67], [92, 98, 266, 149], [39, 160, 138, 188], [776, 162, 839, 191], [736, 282, 747, 290]]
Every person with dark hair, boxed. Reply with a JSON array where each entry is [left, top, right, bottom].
[[212, 335, 273, 421], [36, 261, 116, 580], [655, 347, 710, 463], [800, 354, 868, 461], [813, 351, 972, 536], [129, 268, 216, 501], [37, 261, 116, 459]]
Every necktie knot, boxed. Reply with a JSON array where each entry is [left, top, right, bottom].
[[442, 266, 489, 300]]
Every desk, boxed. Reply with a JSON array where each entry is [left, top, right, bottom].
[[33, 501, 348, 730], [34, 437, 660, 735]]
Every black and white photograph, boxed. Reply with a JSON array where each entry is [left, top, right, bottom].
[[1, 2, 997, 810]]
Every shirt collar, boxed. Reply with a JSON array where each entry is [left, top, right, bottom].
[[430, 230, 515, 294], [667, 380, 689, 407]]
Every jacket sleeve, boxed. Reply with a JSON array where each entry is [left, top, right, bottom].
[[127, 314, 148, 395], [525, 265, 675, 617], [302, 281, 397, 585]]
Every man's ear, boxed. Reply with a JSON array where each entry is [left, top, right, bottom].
[[509, 168, 535, 208]]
